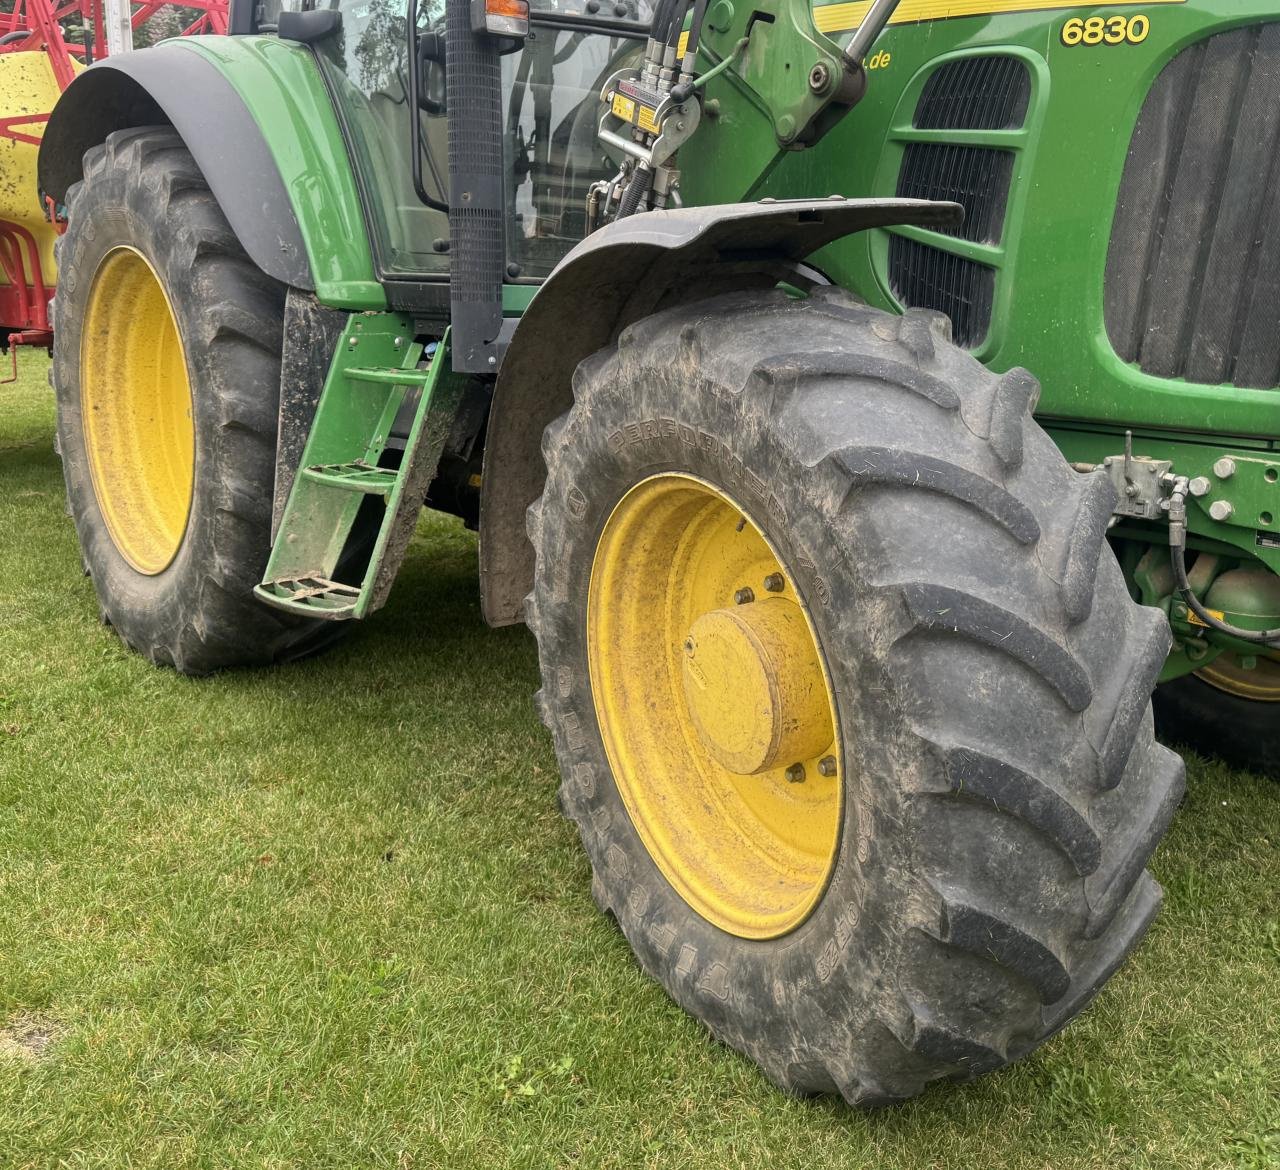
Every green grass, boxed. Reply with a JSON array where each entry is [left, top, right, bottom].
[[1, 356, 1277, 1170]]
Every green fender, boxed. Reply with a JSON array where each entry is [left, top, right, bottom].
[[39, 36, 383, 309]]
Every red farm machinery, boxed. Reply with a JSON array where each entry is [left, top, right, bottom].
[[0, 0, 226, 368]]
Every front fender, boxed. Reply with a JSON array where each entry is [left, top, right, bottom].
[[478, 196, 962, 626], [39, 37, 383, 308]]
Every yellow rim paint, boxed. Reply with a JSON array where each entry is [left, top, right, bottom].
[[1197, 654, 1280, 703], [587, 474, 841, 940], [812, 0, 1183, 35], [81, 246, 195, 575]]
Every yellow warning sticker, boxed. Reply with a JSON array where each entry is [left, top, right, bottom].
[[1187, 607, 1225, 629], [637, 104, 660, 134], [611, 93, 636, 122]]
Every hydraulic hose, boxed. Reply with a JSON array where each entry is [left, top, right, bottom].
[[616, 165, 652, 218], [1167, 480, 1280, 648]]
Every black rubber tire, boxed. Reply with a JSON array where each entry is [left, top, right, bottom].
[[1154, 673, 1279, 778], [53, 127, 360, 675], [527, 288, 1186, 1104]]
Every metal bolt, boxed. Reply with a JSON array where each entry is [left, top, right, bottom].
[[763, 573, 785, 593], [1186, 641, 1208, 661], [785, 763, 805, 783], [488, 355, 497, 367], [818, 755, 837, 777], [734, 587, 755, 605], [1240, 655, 1258, 671], [1173, 603, 1188, 619], [1209, 499, 1235, 521], [808, 62, 832, 93], [393, 336, 404, 347], [1213, 457, 1237, 479], [1188, 476, 1211, 497]]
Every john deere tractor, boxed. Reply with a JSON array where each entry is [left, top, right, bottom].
[[33, 0, 1275, 1104]]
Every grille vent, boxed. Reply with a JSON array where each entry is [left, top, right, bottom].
[[896, 143, 1013, 245], [889, 55, 1028, 348], [914, 55, 1032, 131], [1105, 22, 1280, 389], [889, 235, 994, 349]]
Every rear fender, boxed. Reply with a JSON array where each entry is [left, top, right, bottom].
[[38, 38, 383, 308]]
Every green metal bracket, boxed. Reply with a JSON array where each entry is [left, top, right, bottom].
[[697, 0, 864, 148], [255, 315, 466, 620]]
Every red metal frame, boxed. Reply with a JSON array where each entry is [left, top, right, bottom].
[[0, 0, 227, 350]]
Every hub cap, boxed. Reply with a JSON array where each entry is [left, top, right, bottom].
[[81, 246, 194, 575], [587, 474, 841, 940]]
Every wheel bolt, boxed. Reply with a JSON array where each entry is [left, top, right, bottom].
[[763, 573, 785, 593], [734, 587, 754, 605], [818, 755, 837, 777], [785, 763, 805, 783]]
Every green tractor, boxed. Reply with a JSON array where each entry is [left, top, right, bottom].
[[34, 0, 1275, 1104]]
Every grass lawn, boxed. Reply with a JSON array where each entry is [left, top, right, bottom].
[[1, 356, 1277, 1169]]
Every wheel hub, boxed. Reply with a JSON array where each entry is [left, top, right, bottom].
[[681, 600, 834, 775], [587, 473, 841, 940]]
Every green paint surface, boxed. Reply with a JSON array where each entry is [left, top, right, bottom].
[[172, 36, 385, 309]]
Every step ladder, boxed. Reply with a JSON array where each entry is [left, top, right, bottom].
[[255, 316, 463, 621]]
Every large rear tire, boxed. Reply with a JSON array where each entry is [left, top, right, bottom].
[[1154, 660, 1280, 778], [53, 127, 358, 674], [527, 288, 1186, 1103]]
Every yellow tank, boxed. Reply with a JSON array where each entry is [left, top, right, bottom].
[[0, 50, 77, 295]]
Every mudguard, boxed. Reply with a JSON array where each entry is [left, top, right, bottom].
[[478, 195, 962, 626], [38, 37, 383, 308]]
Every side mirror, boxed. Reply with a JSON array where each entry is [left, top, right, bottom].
[[416, 28, 447, 115]]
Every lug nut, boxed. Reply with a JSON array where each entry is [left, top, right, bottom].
[[1209, 500, 1235, 521], [1188, 476, 1211, 497], [1213, 457, 1237, 479], [734, 587, 755, 605], [818, 755, 837, 777], [785, 763, 805, 783], [763, 573, 785, 593]]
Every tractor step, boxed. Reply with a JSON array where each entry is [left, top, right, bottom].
[[299, 461, 400, 495], [254, 315, 465, 622], [256, 577, 362, 616]]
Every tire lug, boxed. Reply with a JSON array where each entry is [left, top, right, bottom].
[[734, 587, 754, 605], [763, 573, 785, 593], [818, 755, 837, 777], [785, 762, 805, 783]]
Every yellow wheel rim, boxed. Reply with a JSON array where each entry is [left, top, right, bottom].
[[1196, 653, 1280, 702], [81, 246, 194, 575], [587, 474, 841, 940]]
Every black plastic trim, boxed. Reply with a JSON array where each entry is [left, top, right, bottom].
[[38, 46, 312, 289]]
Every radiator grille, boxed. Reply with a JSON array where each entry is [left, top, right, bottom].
[[914, 55, 1031, 131], [896, 143, 1013, 245], [1105, 22, 1280, 389], [889, 235, 994, 349]]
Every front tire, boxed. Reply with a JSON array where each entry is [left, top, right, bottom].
[[527, 288, 1185, 1103], [54, 127, 353, 674]]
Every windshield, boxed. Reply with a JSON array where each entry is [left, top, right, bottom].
[[504, 26, 644, 278], [306, 0, 644, 279]]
